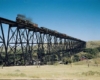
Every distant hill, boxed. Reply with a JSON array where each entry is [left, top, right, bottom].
[[86, 41, 100, 48], [73, 57, 100, 65], [74, 40, 100, 65]]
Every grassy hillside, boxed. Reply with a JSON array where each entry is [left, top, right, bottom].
[[73, 57, 100, 65], [73, 40, 100, 65], [86, 41, 100, 48]]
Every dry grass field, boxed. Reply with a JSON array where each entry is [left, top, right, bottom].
[[0, 41, 100, 80], [0, 63, 100, 80]]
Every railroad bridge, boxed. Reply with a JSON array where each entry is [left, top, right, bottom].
[[0, 17, 86, 66]]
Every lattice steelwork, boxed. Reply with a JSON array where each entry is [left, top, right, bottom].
[[0, 17, 86, 66]]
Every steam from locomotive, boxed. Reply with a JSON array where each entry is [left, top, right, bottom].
[[16, 14, 38, 27]]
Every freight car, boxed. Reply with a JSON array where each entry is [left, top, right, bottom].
[[40, 27, 53, 33]]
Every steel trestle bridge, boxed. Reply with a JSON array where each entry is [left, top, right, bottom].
[[0, 17, 86, 66]]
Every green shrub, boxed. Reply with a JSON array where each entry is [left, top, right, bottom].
[[73, 55, 80, 62], [62, 57, 71, 64], [85, 53, 95, 59]]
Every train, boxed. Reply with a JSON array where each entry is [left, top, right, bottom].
[[16, 14, 68, 38], [16, 14, 38, 28], [40, 27, 53, 33], [40, 27, 68, 38], [40, 27, 60, 35]]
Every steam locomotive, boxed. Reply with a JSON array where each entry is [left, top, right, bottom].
[[16, 14, 38, 28]]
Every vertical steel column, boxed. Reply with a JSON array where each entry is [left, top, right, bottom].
[[62, 39, 65, 51], [56, 37, 61, 60], [47, 33, 52, 56], [64, 38, 67, 51], [45, 33, 50, 62], [48, 34, 53, 62], [28, 30, 35, 64], [68, 39, 71, 57], [35, 31, 40, 61], [26, 29, 32, 64], [59, 38, 62, 52], [0, 22, 6, 65], [18, 28, 28, 65], [38, 32, 44, 62], [70, 40, 73, 55], [72, 41, 75, 54], [57, 38, 60, 52], [27, 30, 31, 64], [46, 34, 49, 55], [50, 35, 54, 55], [6, 25, 18, 66], [14, 27, 19, 65], [71, 40, 74, 55], [40, 33, 45, 62], [54, 36, 57, 53]]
